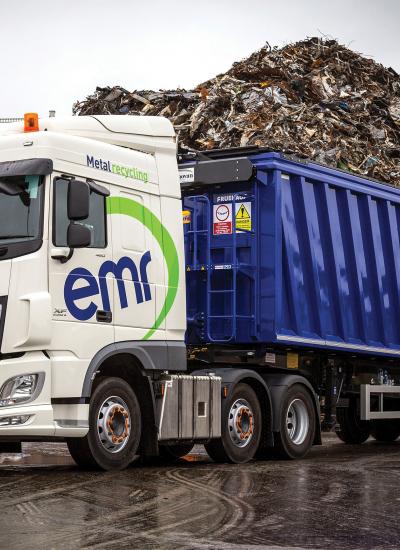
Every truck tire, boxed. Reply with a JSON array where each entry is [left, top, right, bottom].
[[370, 420, 400, 442], [336, 399, 370, 444], [205, 383, 261, 464], [67, 377, 141, 471], [273, 384, 316, 459], [159, 443, 194, 462]]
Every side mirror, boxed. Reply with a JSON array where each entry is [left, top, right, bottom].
[[68, 179, 90, 220], [67, 222, 91, 248]]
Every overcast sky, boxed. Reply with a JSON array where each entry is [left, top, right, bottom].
[[1, 0, 399, 118]]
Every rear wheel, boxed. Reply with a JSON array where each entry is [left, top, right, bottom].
[[336, 397, 370, 444], [273, 384, 316, 459], [371, 420, 400, 442], [67, 377, 141, 471], [205, 383, 261, 464]]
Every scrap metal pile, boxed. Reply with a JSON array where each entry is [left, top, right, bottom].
[[74, 37, 400, 184]]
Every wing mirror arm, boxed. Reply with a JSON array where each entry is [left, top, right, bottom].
[[60, 249, 75, 264], [51, 223, 91, 263], [51, 247, 74, 263]]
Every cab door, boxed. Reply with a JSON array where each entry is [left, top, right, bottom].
[[110, 188, 165, 342], [48, 175, 114, 359]]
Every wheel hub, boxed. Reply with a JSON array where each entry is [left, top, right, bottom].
[[228, 399, 254, 448], [286, 398, 309, 446], [97, 396, 131, 453]]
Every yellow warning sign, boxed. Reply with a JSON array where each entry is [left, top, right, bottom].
[[235, 202, 251, 231]]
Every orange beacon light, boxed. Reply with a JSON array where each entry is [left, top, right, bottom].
[[24, 113, 39, 133]]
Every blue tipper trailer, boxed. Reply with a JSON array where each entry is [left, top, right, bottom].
[[180, 147, 400, 456]]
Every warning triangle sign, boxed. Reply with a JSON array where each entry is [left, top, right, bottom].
[[237, 204, 250, 219]]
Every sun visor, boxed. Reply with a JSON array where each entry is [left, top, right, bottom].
[[0, 158, 53, 177]]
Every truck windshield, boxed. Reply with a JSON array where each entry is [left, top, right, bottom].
[[0, 175, 43, 245]]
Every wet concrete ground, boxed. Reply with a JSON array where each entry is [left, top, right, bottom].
[[0, 434, 398, 549]]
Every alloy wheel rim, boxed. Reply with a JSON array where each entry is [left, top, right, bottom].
[[286, 398, 309, 445], [228, 398, 254, 448], [97, 396, 131, 453]]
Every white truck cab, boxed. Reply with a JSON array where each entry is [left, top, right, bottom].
[[0, 114, 193, 468]]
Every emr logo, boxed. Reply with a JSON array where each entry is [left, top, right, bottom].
[[64, 252, 152, 321]]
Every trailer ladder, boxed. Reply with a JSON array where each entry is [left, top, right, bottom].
[[184, 185, 259, 343]]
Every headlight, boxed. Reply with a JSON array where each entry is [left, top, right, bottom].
[[0, 374, 41, 407]]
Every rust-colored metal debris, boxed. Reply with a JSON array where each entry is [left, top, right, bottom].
[[74, 37, 400, 185]]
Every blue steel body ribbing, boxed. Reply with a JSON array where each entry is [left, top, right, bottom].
[[183, 152, 400, 358]]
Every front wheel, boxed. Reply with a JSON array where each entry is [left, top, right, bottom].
[[273, 384, 316, 459], [67, 377, 141, 471], [205, 383, 262, 464]]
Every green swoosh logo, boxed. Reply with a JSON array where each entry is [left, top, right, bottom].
[[107, 196, 179, 340]]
